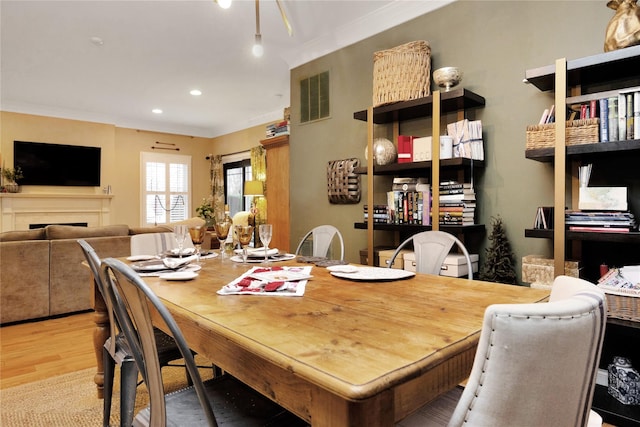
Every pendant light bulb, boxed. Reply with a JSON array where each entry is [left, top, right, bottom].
[[252, 34, 264, 57], [217, 0, 232, 9]]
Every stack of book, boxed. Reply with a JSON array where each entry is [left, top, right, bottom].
[[565, 210, 637, 233], [385, 178, 431, 225], [438, 180, 476, 226], [363, 204, 389, 223], [265, 120, 290, 138]]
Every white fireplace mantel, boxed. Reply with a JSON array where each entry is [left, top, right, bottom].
[[0, 193, 113, 232]]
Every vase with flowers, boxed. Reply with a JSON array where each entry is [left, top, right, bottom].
[[1, 166, 24, 193], [196, 197, 215, 229]]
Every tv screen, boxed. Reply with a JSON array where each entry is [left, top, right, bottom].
[[14, 141, 101, 186]]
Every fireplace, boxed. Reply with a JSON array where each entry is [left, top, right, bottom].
[[0, 193, 112, 232], [29, 222, 88, 229]]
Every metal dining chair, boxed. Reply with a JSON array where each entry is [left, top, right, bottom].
[[386, 230, 474, 279], [99, 257, 308, 427], [294, 225, 345, 260], [77, 239, 185, 427]]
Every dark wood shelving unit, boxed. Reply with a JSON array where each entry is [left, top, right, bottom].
[[353, 88, 485, 124], [353, 157, 483, 176], [526, 48, 640, 426]]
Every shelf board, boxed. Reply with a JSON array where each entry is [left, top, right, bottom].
[[525, 228, 640, 243], [354, 158, 484, 175], [524, 45, 640, 92], [353, 88, 485, 124], [593, 384, 640, 427], [355, 222, 485, 233], [525, 139, 640, 162]]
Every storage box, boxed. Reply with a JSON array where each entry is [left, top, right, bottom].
[[359, 246, 394, 266], [403, 252, 479, 277], [378, 249, 411, 269], [413, 136, 432, 161], [578, 187, 627, 211], [397, 135, 414, 163], [525, 118, 599, 150], [521, 255, 580, 288]]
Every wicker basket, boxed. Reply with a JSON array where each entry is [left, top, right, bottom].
[[606, 293, 640, 322], [525, 118, 599, 150], [373, 40, 431, 107], [327, 158, 360, 204]]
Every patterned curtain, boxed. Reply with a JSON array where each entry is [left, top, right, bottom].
[[250, 146, 267, 223], [210, 155, 225, 219]]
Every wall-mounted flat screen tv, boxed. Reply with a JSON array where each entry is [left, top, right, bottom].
[[14, 141, 102, 186]]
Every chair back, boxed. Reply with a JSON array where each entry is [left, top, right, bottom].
[[77, 239, 119, 356], [130, 232, 194, 256], [448, 278, 607, 427], [99, 257, 218, 427], [387, 230, 473, 279], [295, 225, 345, 260]]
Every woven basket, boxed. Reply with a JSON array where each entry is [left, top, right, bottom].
[[525, 118, 599, 150], [327, 158, 360, 204], [606, 293, 640, 322], [373, 40, 431, 107]]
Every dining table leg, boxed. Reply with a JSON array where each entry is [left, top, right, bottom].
[[90, 275, 109, 399]]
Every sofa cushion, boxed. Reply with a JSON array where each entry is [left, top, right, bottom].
[[46, 224, 130, 240], [0, 228, 46, 242], [129, 225, 173, 235], [0, 240, 50, 324]]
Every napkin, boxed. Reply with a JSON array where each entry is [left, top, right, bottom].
[[217, 266, 312, 296]]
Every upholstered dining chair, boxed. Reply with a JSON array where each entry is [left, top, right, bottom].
[[99, 257, 309, 427], [294, 225, 345, 260], [130, 232, 194, 256], [398, 275, 607, 427], [77, 239, 185, 427], [386, 230, 473, 279]]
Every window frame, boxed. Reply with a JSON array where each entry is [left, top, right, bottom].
[[140, 151, 192, 226]]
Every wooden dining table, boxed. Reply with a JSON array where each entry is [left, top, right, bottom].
[[90, 254, 549, 426]]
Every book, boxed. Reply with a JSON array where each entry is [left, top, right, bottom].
[[626, 92, 634, 140], [569, 226, 630, 233], [608, 97, 619, 142], [590, 99, 597, 119], [635, 91, 640, 139], [618, 92, 626, 141], [599, 98, 609, 142]]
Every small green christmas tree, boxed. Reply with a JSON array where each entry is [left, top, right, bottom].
[[479, 215, 517, 284]]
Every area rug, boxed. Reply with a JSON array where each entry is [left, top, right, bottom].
[[0, 358, 214, 427]]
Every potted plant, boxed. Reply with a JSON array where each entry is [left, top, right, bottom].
[[195, 197, 215, 228], [1, 166, 23, 193]]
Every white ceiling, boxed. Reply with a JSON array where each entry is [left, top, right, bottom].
[[1, 0, 452, 138]]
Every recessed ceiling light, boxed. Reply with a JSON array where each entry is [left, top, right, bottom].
[[190, 89, 202, 96], [152, 108, 163, 114], [90, 36, 104, 46]]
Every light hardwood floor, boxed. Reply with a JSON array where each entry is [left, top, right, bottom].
[[0, 312, 618, 427], [0, 311, 96, 389]]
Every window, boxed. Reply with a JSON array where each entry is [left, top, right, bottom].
[[300, 70, 330, 123], [223, 158, 252, 216], [141, 152, 191, 225]]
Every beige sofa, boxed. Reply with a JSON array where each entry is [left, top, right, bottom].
[[0, 224, 173, 324]]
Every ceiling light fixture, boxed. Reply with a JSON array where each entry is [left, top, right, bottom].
[[152, 108, 163, 114], [190, 89, 202, 96], [216, 0, 232, 9], [252, 0, 263, 57]]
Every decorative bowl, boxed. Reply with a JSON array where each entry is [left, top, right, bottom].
[[433, 67, 463, 92]]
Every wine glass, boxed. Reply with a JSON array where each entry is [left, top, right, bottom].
[[173, 225, 188, 258], [189, 225, 206, 263], [258, 224, 273, 263], [235, 225, 254, 264], [214, 220, 231, 261]]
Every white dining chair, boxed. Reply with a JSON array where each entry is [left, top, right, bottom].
[[295, 225, 345, 260], [130, 232, 194, 256], [398, 275, 607, 427]]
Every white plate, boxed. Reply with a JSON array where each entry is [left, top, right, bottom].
[[234, 248, 279, 257], [126, 254, 158, 262], [229, 253, 296, 263], [330, 266, 415, 281], [159, 271, 199, 281], [326, 264, 359, 273]]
